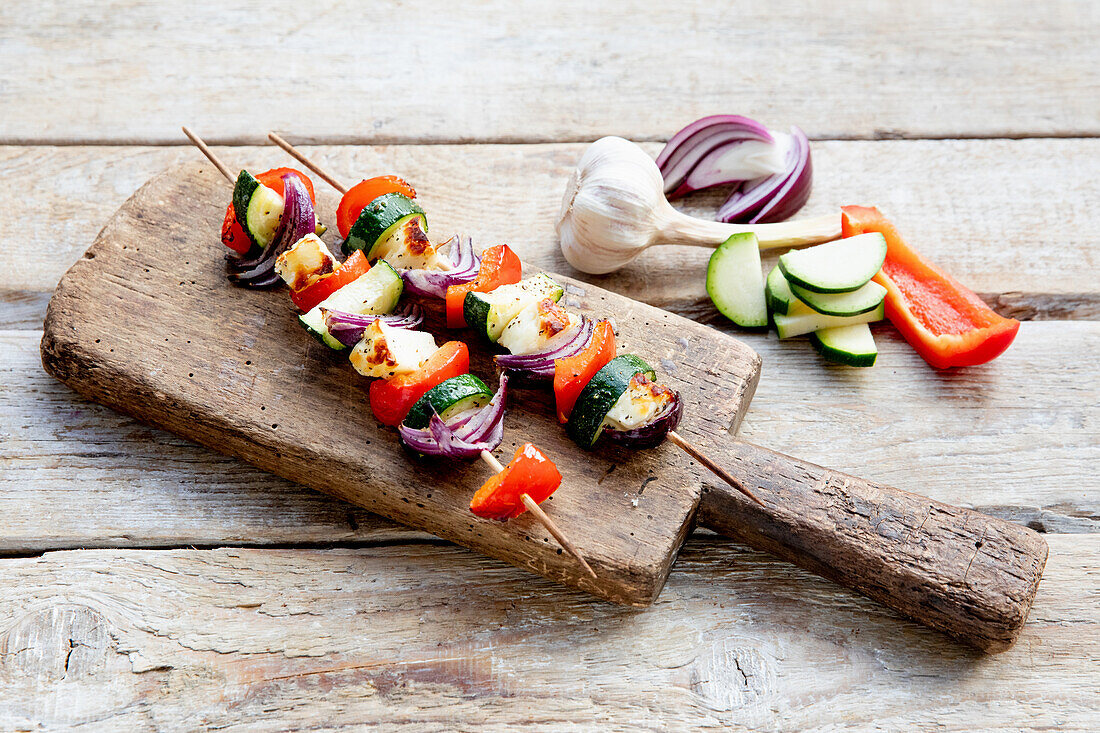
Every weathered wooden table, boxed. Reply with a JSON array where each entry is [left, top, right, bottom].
[[1, 2, 1097, 730]]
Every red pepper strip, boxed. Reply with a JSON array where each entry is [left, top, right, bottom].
[[221, 168, 318, 254], [369, 341, 470, 426], [336, 176, 417, 239], [841, 206, 1019, 369], [470, 442, 562, 520], [553, 319, 616, 423], [445, 244, 523, 328], [290, 250, 370, 312]]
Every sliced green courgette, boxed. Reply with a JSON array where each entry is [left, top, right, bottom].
[[567, 354, 655, 449], [298, 260, 404, 350], [773, 302, 885, 339], [810, 323, 878, 367], [789, 279, 887, 317], [706, 233, 767, 328], [777, 233, 887, 294], [403, 374, 493, 429], [233, 169, 285, 251], [343, 193, 426, 258], [765, 265, 797, 316], [463, 274, 564, 342]]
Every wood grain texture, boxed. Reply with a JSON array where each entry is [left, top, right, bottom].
[[698, 443, 1047, 653], [0, 537, 1095, 731], [2, 139, 1097, 317], [4, 318, 1096, 553], [1, 1, 1097, 144], [39, 162, 762, 606]]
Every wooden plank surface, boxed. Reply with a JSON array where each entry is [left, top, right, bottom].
[[1, 2, 1097, 144], [3, 140, 1097, 323], [0, 537, 1095, 731]]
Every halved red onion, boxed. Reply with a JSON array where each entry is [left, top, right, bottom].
[[717, 126, 812, 224], [494, 316, 594, 380], [401, 234, 481, 298], [227, 172, 317, 288], [602, 391, 683, 449], [322, 303, 425, 347], [398, 374, 509, 458]]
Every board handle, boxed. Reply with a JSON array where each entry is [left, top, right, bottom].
[[695, 439, 1048, 653]]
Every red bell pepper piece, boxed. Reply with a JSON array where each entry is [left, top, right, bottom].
[[221, 168, 318, 254], [445, 245, 523, 328], [470, 442, 562, 520], [289, 250, 371, 313], [336, 176, 417, 239], [553, 319, 616, 423], [841, 206, 1019, 369], [368, 341, 470, 426]]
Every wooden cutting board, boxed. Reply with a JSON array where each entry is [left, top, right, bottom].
[[41, 162, 1048, 653], [40, 162, 760, 607]]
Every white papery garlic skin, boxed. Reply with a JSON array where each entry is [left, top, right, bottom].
[[557, 136, 675, 275]]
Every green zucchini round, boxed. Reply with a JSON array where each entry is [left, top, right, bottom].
[[403, 374, 493, 429], [343, 193, 426, 258], [566, 354, 656, 449]]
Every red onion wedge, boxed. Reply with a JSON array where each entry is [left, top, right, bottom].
[[602, 391, 683, 449], [656, 116, 813, 224], [227, 172, 317, 288], [402, 234, 481, 298], [398, 374, 508, 458], [322, 304, 425, 348], [494, 316, 594, 381]]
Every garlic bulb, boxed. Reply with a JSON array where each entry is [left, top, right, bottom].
[[557, 136, 841, 275]]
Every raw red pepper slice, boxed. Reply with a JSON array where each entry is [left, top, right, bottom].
[[289, 250, 370, 312], [336, 176, 417, 239], [445, 245, 523, 328], [553, 319, 616, 423], [220, 168, 317, 254], [470, 442, 562, 520], [368, 341, 470, 426], [841, 205, 1019, 369]]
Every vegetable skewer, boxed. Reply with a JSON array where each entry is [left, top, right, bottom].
[[183, 127, 597, 580], [267, 133, 763, 508]]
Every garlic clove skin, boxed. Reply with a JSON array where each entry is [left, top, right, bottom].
[[557, 136, 673, 275]]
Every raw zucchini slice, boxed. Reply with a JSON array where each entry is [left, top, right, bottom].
[[463, 274, 564, 342], [349, 322, 438, 379], [233, 170, 284, 251], [298, 260, 403, 350], [810, 323, 878, 367], [343, 193, 426, 258], [706, 233, 767, 328], [778, 233, 887, 294], [403, 374, 494, 429], [567, 354, 656, 449], [773, 302, 884, 339], [789, 279, 887, 317]]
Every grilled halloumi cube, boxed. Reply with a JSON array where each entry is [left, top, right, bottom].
[[275, 233, 337, 290], [603, 373, 675, 431], [374, 217, 450, 271], [497, 298, 582, 355], [350, 321, 438, 379]]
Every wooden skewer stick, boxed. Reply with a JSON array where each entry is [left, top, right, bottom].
[[268, 132, 348, 194], [181, 127, 234, 183], [667, 430, 765, 506], [479, 451, 597, 579], [264, 134, 769, 510], [182, 127, 598, 580]]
